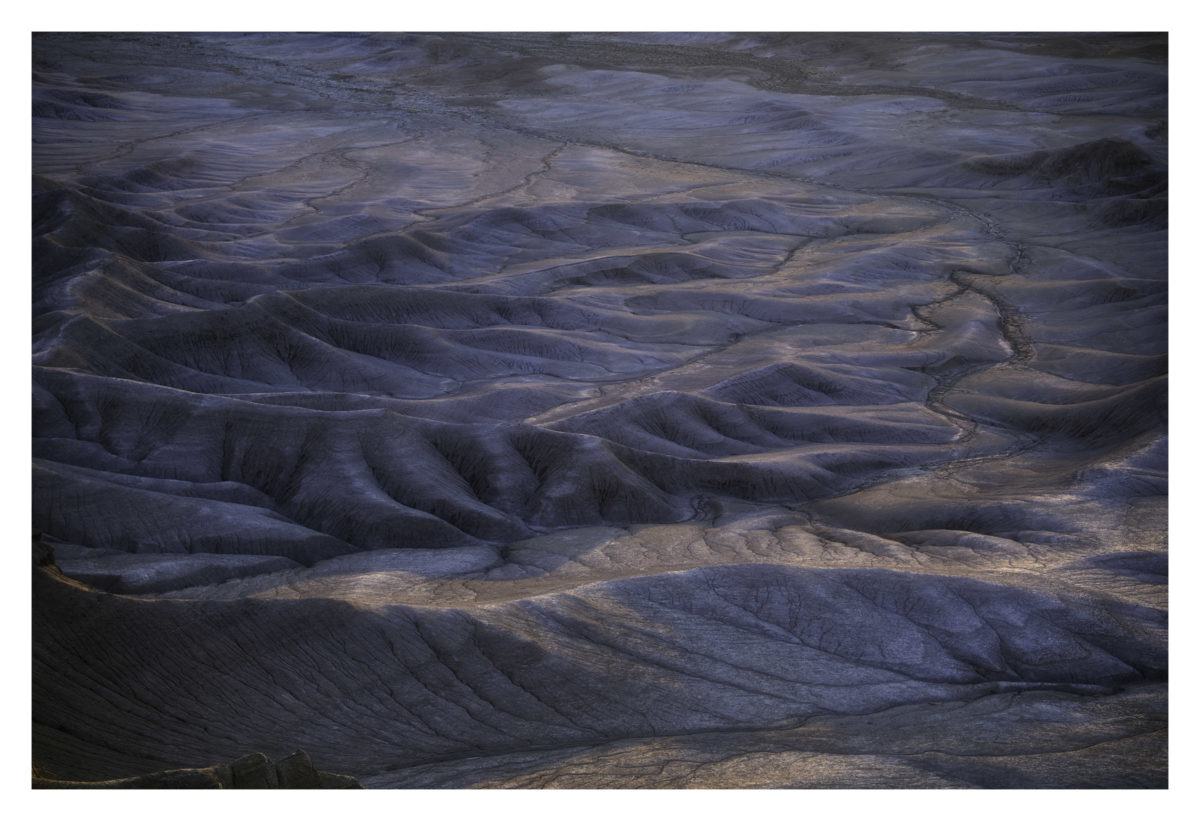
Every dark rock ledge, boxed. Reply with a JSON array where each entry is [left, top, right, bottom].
[[33, 750, 363, 789]]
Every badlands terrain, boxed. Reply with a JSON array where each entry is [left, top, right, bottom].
[[32, 32, 1167, 788]]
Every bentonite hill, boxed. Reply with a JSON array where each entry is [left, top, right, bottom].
[[32, 32, 1166, 788]]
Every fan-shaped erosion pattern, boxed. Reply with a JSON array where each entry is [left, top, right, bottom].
[[32, 32, 1166, 788]]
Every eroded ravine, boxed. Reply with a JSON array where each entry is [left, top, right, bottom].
[[32, 32, 1166, 788]]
